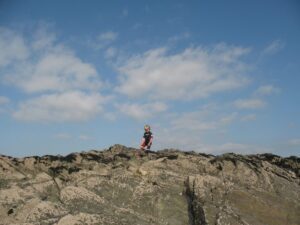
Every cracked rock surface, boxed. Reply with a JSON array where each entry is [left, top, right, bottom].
[[0, 145, 299, 225]]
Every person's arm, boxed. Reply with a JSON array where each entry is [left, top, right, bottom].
[[147, 134, 153, 148]]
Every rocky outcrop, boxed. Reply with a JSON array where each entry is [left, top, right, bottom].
[[0, 145, 299, 225]]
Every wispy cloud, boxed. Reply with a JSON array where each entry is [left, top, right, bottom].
[[233, 84, 279, 112], [220, 112, 239, 125], [262, 40, 285, 55], [234, 98, 266, 109], [0, 96, 10, 104], [171, 112, 217, 131], [32, 23, 56, 50], [116, 102, 167, 120], [155, 124, 271, 154], [152, 104, 239, 151], [241, 114, 257, 121], [116, 44, 251, 100], [0, 27, 29, 67], [168, 32, 190, 42], [254, 85, 280, 96], [97, 31, 118, 42], [170, 107, 238, 132], [105, 47, 118, 59], [87, 31, 119, 50], [0, 96, 10, 114]]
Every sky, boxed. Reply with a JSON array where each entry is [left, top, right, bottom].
[[0, 0, 299, 157]]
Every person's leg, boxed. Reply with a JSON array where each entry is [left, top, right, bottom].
[[136, 143, 146, 158]]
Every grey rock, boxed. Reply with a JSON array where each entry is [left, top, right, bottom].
[[0, 145, 299, 225]]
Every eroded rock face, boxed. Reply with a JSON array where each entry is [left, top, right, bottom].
[[0, 145, 299, 225]]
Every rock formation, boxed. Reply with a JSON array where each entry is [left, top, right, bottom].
[[0, 144, 299, 225]]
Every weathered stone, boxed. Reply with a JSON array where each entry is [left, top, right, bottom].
[[0, 144, 299, 225]]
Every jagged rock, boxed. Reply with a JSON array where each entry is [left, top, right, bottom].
[[0, 144, 299, 225]]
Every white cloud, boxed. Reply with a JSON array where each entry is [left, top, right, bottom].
[[0, 27, 29, 67], [263, 40, 285, 55], [13, 91, 108, 122], [5, 47, 101, 93], [0, 27, 102, 94], [0, 96, 10, 104], [0, 27, 112, 123], [233, 84, 279, 112], [254, 85, 280, 96], [116, 44, 251, 100], [241, 114, 257, 121], [234, 98, 265, 109], [116, 102, 167, 120]]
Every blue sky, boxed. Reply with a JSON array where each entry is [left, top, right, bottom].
[[0, 0, 299, 157]]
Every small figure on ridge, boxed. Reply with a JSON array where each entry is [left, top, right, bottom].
[[136, 124, 153, 158], [140, 124, 153, 150]]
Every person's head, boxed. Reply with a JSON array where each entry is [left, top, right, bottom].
[[144, 124, 151, 132]]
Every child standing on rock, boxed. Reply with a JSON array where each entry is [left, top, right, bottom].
[[137, 125, 153, 158]]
